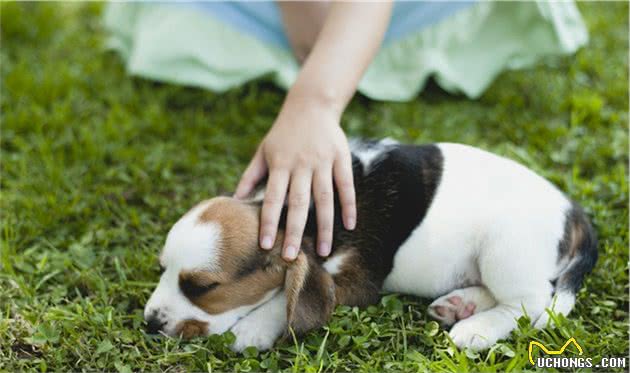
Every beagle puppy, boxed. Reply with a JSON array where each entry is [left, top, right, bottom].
[[144, 139, 597, 351]]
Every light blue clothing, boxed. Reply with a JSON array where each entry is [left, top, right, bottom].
[[186, 1, 477, 48], [104, 1, 589, 101]]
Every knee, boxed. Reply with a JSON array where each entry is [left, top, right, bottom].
[[279, 1, 330, 64]]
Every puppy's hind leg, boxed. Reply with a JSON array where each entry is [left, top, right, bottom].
[[428, 286, 497, 326], [449, 232, 555, 350]]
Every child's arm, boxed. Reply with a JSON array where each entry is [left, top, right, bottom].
[[235, 2, 393, 260]]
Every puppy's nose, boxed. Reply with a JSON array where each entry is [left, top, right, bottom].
[[145, 314, 165, 334]]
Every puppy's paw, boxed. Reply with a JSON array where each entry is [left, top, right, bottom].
[[448, 318, 496, 351], [428, 295, 476, 326], [230, 319, 279, 352]]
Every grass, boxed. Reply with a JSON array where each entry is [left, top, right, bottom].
[[0, 2, 628, 372]]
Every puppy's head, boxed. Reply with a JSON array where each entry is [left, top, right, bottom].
[[143, 197, 336, 339]]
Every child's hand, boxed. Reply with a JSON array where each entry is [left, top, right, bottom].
[[235, 0, 391, 262], [235, 94, 356, 260]]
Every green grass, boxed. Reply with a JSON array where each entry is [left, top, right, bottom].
[[1, 2, 628, 372]]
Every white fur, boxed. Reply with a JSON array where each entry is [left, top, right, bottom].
[[230, 291, 287, 351], [534, 291, 576, 328], [323, 251, 350, 275], [382, 143, 571, 349], [160, 201, 220, 272]]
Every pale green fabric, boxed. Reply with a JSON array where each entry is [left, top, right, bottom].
[[104, 1, 588, 101]]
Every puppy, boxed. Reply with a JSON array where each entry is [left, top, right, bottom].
[[144, 139, 597, 351]]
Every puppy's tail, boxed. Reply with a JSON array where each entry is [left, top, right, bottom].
[[534, 203, 598, 329]]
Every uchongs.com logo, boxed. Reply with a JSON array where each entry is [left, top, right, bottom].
[[528, 337, 627, 369]]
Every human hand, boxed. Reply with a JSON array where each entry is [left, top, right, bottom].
[[234, 95, 356, 261]]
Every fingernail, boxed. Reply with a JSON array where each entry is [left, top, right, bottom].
[[261, 236, 273, 249], [284, 245, 298, 260], [346, 216, 356, 230], [318, 242, 331, 257]]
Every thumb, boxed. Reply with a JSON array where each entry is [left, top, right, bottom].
[[234, 148, 267, 199]]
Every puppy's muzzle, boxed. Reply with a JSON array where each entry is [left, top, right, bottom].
[[145, 311, 166, 334]]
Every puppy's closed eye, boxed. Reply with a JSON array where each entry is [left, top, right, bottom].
[[179, 278, 219, 298]]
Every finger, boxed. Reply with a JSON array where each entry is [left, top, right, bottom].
[[334, 151, 356, 230], [312, 167, 334, 257], [234, 148, 267, 199], [259, 169, 289, 250], [283, 170, 312, 261]]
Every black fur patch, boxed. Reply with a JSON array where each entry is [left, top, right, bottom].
[[555, 203, 598, 293], [297, 143, 444, 291], [179, 277, 219, 298]]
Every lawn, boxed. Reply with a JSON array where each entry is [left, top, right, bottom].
[[1, 2, 628, 372]]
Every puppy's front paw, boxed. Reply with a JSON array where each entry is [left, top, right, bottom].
[[230, 319, 280, 352]]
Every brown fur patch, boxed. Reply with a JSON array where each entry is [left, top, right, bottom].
[[198, 197, 260, 274], [284, 252, 310, 324], [331, 246, 381, 307], [284, 241, 337, 334], [175, 319, 208, 339], [180, 266, 284, 314], [178, 198, 289, 314]]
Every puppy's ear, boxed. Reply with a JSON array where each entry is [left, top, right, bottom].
[[284, 251, 336, 334]]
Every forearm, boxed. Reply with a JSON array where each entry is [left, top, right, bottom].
[[286, 1, 393, 116]]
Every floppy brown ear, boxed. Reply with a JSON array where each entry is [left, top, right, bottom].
[[284, 251, 336, 335]]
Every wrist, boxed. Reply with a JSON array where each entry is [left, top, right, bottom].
[[285, 81, 345, 120]]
